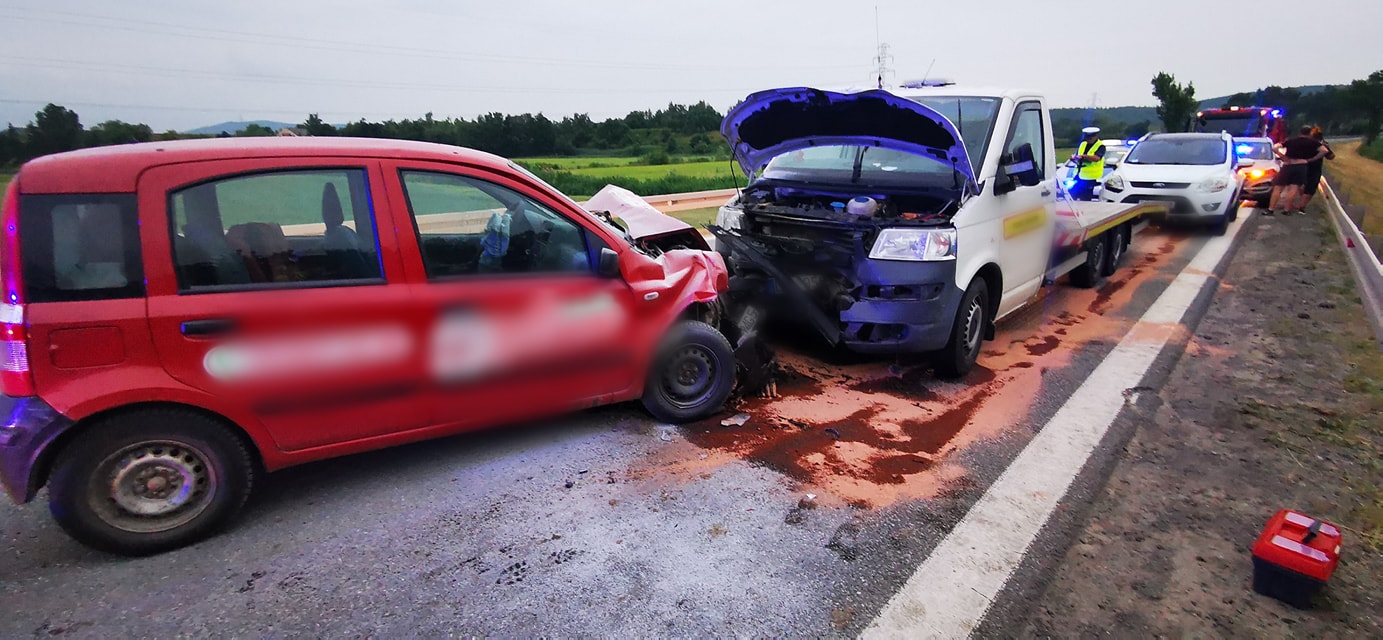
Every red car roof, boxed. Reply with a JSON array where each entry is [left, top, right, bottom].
[[17, 137, 515, 194]]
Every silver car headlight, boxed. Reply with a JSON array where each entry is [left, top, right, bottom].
[[715, 201, 744, 230], [869, 228, 957, 262], [1196, 176, 1231, 193]]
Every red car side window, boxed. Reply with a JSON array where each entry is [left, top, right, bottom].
[[397, 170, 591, 278], [168, 169, 383, 290]]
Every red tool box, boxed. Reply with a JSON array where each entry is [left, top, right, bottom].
[[1250, 510, 1343, 608]]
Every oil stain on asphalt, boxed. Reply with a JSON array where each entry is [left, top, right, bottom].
[[672, 230, 1193, 510]]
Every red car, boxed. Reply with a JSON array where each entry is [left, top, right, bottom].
[[0, 137, 734, 555]]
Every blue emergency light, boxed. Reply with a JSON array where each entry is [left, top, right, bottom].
[[1236, 144, 1253, 155]]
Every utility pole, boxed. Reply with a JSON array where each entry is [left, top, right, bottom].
[[873, 6, 893, 89]]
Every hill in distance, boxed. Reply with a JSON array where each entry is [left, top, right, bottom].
[[183, 85, 1340, 136], [183, 120, 296, 136]]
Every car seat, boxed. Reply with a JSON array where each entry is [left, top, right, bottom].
[[320, 183, 374, 279], [179, 184, 251, 286], [226, 222, 296, 283]]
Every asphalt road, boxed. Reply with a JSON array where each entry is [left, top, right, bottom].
[[1, 220, 1222, 638]]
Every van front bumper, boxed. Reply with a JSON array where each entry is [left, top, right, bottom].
[[838, 259, 962, 354], [0, 396, 73, 503], [712, 226, 962, 355]]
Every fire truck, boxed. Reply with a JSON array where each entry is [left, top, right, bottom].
[[1195, 106, 1288, 143]]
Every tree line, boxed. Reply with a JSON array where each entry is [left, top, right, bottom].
[[1149, 69, 1383, 144], [0, 101, 730, 168], [7, 70, 1381, 170]]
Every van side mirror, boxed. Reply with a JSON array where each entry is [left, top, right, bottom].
[[995, 143, 1042, 195], [597, 247, 622, 279]]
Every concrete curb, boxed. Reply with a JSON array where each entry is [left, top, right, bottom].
[[1320, 177, 1383, 348]]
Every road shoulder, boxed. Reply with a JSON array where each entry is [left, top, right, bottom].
[[1022, 207, 1383, 637]]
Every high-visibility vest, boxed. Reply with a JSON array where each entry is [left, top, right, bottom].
[[1077, 139, 1105, 180]]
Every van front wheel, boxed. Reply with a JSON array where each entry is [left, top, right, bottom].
[[47, 409, 256, 556], [934, 279, 989, 380]]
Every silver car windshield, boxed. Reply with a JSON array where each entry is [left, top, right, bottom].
[[1125, 138, 1227, 166], [1235, 141, 1275, 160]]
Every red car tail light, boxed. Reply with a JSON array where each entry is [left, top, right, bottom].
[[0, 179, 34, 397]]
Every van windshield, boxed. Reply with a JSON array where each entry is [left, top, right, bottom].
[[908, 96, 1002, 168], [762, 145, 964, 191]]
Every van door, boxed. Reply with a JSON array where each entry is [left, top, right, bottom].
[[382, 161, 642, 431], [139, 159, 431, 452], [994, 101, 1057, 317]]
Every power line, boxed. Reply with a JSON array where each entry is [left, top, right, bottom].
[[1, 56, 784, 96], [0, 6, 869, 74]]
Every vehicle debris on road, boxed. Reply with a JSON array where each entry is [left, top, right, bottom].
[[721, 413, 751, 427]]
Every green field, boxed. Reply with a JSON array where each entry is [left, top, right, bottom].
[[667, 206, 721, 229], [569, 160, 735, 181], [176, 171, 502, 232], [518, 157, 642, 170]]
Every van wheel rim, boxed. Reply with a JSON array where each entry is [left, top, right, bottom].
[[94, 441, 216, 533], [662, 345, 716, 409], [963, 297, 983, 355]]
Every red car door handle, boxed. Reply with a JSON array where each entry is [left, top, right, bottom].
[[180, 318, 236, 337]]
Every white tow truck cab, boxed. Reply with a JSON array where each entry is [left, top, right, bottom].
[[710, 86, 1164, 377]]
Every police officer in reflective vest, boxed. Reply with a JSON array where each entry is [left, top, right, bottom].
[[1068, 127, 1106, 201]]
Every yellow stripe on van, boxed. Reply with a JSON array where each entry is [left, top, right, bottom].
[[1003, 207, 1047, 239]]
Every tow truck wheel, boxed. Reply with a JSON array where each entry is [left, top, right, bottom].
[[642, 321, 736, 423], [47, 408, 256, 556], [1070, 234, 1108, 289], [934, 279, 989, 380], [1100, 224, 1128, 277]]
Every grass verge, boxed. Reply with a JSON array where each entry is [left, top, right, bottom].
[[1324, 141, 1383, 236], [1237, 211, 1383, 552], [664, 206, 720, 229]]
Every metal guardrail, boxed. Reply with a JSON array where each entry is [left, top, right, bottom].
[[638, 188, 739, 205], [1321, 177, 1383, 349], [575, 187, 737, 208]]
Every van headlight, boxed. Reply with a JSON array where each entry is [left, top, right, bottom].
[[869, 228, 957, 261], [1196, 176, 1230, 193], [715, 202, 744, 230]]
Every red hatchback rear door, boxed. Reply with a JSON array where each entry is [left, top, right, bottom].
[[138, 158, 430, 452]]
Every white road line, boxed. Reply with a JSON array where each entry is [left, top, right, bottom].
[[863, 215, 1249, 639]]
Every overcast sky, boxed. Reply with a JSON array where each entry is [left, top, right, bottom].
[[1, 0, 1379, 132]]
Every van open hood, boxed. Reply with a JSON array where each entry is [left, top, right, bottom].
[[721, 87, 976, 188]]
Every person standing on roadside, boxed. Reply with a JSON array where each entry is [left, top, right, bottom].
[[1267, 126, 1331, 216], [1298, 126, 1335, 212], [1068, 127, 1105, 201]]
